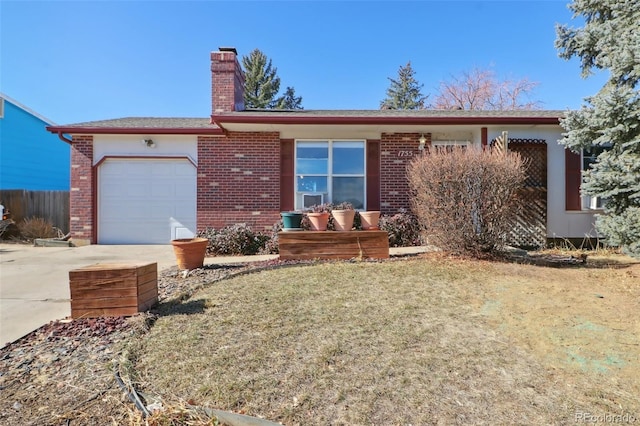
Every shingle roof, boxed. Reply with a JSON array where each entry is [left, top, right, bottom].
[[47, 109, 566, 135], [58, 117, 214, 129], [46, 117, 222, 135]]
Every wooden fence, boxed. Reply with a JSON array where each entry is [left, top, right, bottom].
[[0, 190, 70, 233]]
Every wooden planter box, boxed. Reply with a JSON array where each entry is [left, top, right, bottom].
[[278, 230, 389, 260], [69, 262, 158, 319]]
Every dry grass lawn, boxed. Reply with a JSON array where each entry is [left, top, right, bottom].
[[129, 253, 640, 425]]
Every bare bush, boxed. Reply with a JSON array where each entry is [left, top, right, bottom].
[[407, 147, 526, 256], [18, 217, 58, 240]]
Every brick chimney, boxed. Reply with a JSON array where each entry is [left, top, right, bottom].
[[211, 47, 245, 113]]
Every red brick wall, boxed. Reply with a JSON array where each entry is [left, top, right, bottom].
[[380, 133, 430, 214], [69, 135, 94, 243], [211, 50, 245, 113], [197, 133, 281, 231], [71, 131, 429, 241]]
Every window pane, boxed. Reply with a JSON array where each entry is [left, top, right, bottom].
[[297, 143, 328, 158], [332, 177, 364, 209], [297, 176, 327, 193], [297, 142, 328, 174], [333, 141, 364, 174], [297, 159, 328, 175]]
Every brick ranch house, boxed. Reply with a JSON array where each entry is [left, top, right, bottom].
[[47, 47, 597, 246]]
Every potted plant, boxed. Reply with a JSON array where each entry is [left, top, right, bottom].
[[331, 202, 355, 231], [359, 211, 381, 230], [280, 211, 304, 231], [170, 237, 209, 270], [306, 204, 330, 231]]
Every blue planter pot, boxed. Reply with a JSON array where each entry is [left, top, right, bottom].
[[281, 212, 303, 230]]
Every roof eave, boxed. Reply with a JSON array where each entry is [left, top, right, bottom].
[[211, 114, 562, 127], [45, 126, 225, 135]]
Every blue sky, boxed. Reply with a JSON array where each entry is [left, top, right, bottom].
[[1, 0, 607, 124]]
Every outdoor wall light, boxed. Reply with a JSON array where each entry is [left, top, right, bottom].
[[418, 134, 426, 151], [142, 138, 156, 148]]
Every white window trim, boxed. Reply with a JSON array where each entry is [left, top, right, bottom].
[[294, 139, 366, 210]]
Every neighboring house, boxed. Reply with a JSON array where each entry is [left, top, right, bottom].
[[0, 93, 69, 190], [46, 47, 598, 245]]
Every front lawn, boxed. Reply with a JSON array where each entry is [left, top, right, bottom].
[[128, 254, 640, 425]]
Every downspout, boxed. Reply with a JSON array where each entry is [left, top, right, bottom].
[[57, 131, 73, 144]]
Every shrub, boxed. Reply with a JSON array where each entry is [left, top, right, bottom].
[[18, 217, 58, 240], [379, 209, 422, 247], [197, 224, 269, 256], [407, 147, 526, 256], [262, 221, 282, 254]]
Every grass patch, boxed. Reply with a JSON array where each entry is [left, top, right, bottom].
[[130, 256, 640, 425]]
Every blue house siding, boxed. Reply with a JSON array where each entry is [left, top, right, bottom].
[[0, 96, 70, 190]]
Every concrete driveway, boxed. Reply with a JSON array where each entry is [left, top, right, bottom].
[[0, 243, 277, 347], [0, 243, 173, 347]]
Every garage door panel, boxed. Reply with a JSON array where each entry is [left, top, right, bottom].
[[174, 162, 195, 175], [101, 203, 125, 217], [174, 204, 196, 217], [174, 183, 197, 196], [126, 183, 149, 197], [99, 159, 196, 244], [101, 162, 127, 176], [150, 185, 173, 197], [128, 164, 152, 176], [150, 163, 171, 174]]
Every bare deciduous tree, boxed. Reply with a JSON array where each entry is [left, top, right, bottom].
[[432, 68, 541, 110]]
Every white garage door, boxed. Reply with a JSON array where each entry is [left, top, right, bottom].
[[98, 158, 196, 244]]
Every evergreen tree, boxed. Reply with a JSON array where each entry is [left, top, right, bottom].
[[556, 0, 640, 257], [242, 49, 282, 109], [380, 62, 427, 110], [275, 86, 303, 110]]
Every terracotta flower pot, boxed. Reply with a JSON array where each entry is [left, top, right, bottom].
[[307, 212, 329, 231], [359, 211, 381, 230], [331, 209, 355, 231], [171, 237, 208, 270]]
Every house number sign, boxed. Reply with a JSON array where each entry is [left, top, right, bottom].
[[397, 150, 414, 157]]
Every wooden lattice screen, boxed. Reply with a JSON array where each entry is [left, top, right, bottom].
[[492, 139, 547, 248]]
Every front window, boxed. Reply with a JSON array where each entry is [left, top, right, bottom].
[[295, 140, 365, 210], [582, 145, 609, 210]]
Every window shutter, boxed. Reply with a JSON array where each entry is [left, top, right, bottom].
[[280, 139, 294, 211], [366, 140, 380, 211], [565, 149, 582, 211]]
